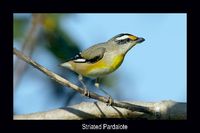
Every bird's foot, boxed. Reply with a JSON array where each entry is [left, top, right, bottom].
[[106, 96, 113, 106], [82, 88, 90, 97]]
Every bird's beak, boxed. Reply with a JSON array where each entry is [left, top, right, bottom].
[[135, 37, 145, 43]]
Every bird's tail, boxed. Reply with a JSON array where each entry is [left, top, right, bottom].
[[59, 62, 74, 70]]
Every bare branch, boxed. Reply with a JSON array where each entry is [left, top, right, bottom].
[[13, 48, 154, 114], [14, 101, 186, 120], [13, 48, 186, 120]]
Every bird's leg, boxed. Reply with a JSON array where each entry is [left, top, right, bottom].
[[78, 74, 90, 97], [95, 78, 100, 88], [95, 78, 113, 106]]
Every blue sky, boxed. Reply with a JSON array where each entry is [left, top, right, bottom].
[[14, 13, 186, 114]]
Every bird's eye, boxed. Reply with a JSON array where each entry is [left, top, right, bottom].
[[116, 38, 131, 45], [126, 38, 131, 42]]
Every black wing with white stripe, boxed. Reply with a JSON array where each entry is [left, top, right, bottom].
[[71, 47, 106, 64]]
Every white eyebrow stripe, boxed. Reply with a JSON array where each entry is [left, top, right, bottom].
[[115, 35, 129, 40]]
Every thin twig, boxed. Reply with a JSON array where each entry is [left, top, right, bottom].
[[13, 47, 153, 114], [14, 14, 43, 89]]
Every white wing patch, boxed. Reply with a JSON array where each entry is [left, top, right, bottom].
[[74, 58, 86, 63], [115, 35, 129, 41]]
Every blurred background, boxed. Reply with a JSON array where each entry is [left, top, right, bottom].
[[13, 13, 186, 115]]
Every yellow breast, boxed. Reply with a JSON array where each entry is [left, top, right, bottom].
[[109, 54, 124, 72], [70, 54, 124, 78]]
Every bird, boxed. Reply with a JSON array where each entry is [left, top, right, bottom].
[[60, 33, 145, 104]]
